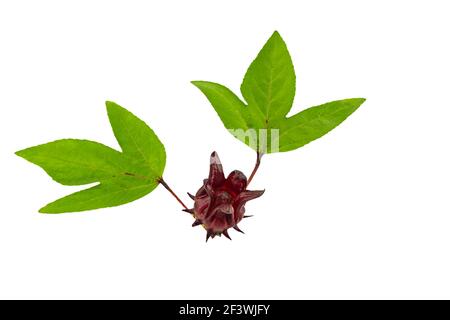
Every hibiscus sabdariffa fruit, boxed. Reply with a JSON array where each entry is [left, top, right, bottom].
[[184, 152, 264, 241]]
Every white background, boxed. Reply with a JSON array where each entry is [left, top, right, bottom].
[[1, 0, 449, 299]]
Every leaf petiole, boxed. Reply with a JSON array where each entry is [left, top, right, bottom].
[[158, 178, 189, 210], [247, 152, 263, 186]]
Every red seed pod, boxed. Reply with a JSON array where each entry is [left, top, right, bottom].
[[184, 151, 264, 241]]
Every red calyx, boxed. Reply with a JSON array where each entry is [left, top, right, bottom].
[[184, 151, 264, 241]]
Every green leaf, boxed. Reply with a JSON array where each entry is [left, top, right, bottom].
[[16, 102, 166, 213], [192, 31, 365, 154], [241, 31, 296, 121], [190, 81, 250, 131], [276, 98, 366, 152]]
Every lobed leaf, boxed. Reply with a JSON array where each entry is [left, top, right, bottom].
[[192, 31, 365, 154], [16, 102, 166, 213]]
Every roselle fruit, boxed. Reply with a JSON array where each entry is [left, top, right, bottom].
[[184, 151, 264, 241]]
